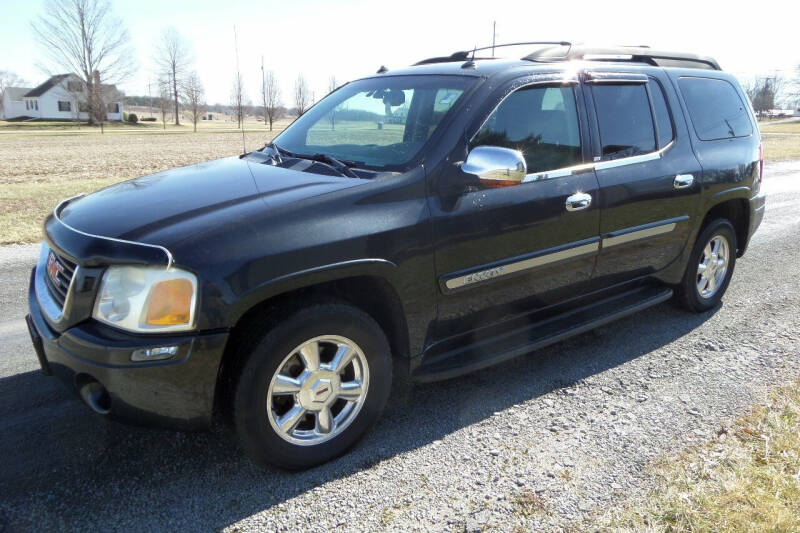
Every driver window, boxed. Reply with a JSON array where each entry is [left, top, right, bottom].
[[470, 85, 582, 174]]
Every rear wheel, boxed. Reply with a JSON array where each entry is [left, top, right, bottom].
[[676, 218, 737, 312], [232, 304, 392, 469]]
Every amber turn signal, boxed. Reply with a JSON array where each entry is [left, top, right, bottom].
[[145, 278, 194, 326]]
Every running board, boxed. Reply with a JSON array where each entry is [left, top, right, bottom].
[[412, 285, 673, 383]]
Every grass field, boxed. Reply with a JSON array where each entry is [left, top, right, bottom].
[[0, 131, 275, 244], [601, 381, 800, 531], [760, 121, 800, 134], [0, 125, 797, 245], [0, 117, 294, 133]]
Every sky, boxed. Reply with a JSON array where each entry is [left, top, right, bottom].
[[1, 0, 797, 106]]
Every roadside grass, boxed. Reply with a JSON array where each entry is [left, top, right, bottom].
[[759, 121, 800, 134], [762, 134, 800, 161], [511, 488, 549, 517], [0, 177, 119, 243], [599, 382, 800, 532]]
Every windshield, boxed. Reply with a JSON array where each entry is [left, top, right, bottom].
[[271, 75, 476, 171]]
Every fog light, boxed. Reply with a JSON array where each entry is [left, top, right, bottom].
[[131, 345, 179, 362]]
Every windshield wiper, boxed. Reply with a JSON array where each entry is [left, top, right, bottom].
[[262, 141, 293, 162], [303, 153, 361, 179], [265, 143, 362, 178]]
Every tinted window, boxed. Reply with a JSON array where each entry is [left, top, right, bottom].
[[276, 75, 475, 170], [649, 80, 674, 148], [592, 84, 656, 159], [678, 77, 752, 140], [470, 85, 582, 173]]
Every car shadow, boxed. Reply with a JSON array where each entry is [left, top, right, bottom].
[[0, 301, 718, 530]]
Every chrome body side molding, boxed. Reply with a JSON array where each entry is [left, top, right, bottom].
[[443, 240, 599, 291], [602, 216, 689, 249], [442, 216, 688, 293]]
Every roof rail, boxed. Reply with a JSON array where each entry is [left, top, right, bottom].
[[414, 42, 720, 71], [524, 45, 720, 70], [414, 41, 572, 66]]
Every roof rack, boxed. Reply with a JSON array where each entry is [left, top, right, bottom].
[[414, 42, 720, 71], [524, 44, 720, 70], [414, 41, 572, 66]]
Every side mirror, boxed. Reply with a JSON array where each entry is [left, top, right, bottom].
[[462, 146, 527, 187]]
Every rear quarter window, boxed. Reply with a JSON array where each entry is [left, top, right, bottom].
[[678, 77, 752, 141]]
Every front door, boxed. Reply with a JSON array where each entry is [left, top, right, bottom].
[[429, 78, 601, 340]]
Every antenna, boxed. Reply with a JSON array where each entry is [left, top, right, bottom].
[[234, 25, 246, 154], [461, 46, 477, 69], [491, 21, 496, 57]]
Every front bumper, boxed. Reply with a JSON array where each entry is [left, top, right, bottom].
[[27, 268, 228, 430]]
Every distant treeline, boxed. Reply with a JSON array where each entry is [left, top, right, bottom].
[[122, 95, 291, 117]]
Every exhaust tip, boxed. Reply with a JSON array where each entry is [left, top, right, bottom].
[[76, 376, 111, 415]]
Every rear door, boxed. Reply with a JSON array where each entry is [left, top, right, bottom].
[[585, 70, 702, 285]]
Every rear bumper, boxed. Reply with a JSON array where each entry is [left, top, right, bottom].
[[27, 268, 228, 430], [745, 192, 766, 252]]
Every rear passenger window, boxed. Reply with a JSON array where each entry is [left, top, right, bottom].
[[678, 77, 752, 140], [592, 84, 655, 159], [470, 85, 582, 174], [649, 79, 674, 148]]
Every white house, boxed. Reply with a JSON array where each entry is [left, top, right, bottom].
[[1, 73, 124, 121], [0, 87, 33, 119]]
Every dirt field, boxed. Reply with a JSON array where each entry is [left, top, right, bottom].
[[0, 128, 797, 244], [0, 131, 276, 244]]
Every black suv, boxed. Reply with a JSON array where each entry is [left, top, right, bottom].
[[26, 43, 765, 469]]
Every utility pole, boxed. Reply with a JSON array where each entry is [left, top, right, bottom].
[[492, 21, 496, 57]]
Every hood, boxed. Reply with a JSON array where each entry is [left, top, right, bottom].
[[58, 156, 364, 246]]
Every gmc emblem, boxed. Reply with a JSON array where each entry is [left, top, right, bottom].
[[46, 252, 65, 289]]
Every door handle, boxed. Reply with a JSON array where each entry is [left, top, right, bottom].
[[565, 192, 592, 212], [674, 174, 694, 189]]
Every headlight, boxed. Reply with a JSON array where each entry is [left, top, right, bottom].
[[93, 266, 198, 333]]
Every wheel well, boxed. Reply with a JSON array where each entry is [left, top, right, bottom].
[[700, 198, 749, 255], [214, 276, 410, 418]]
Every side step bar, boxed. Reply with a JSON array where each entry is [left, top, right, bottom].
[[412, 285, 673, 383]]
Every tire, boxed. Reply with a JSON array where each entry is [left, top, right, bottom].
[[232, 303, 392, 469], [676, 218, 737, 312]]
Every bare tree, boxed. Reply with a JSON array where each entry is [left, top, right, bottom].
[[155, 27, 192, 126], [327, 75, 338, 129], [230, 72, 247, 128], [0, 71, 26, 118], [745, 76, 785, 117], [31, 0, 133, 125], [294, 73, 310, 116], [181, 72, 205, 132], [261, 65, 281, 131], [158, 78, 171, 130]]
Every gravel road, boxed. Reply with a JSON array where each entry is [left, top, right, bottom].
[[2, 162, 800, 532]]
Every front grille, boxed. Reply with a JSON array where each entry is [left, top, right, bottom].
[[44, 251, 77, 309]]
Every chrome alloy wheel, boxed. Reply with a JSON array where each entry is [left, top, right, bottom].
[[696, 235, 730, 299], [267, 335, 370, 446]]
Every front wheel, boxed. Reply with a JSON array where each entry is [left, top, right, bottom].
[[232, 304, 392, 469], [676, 218, 737, 312]]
